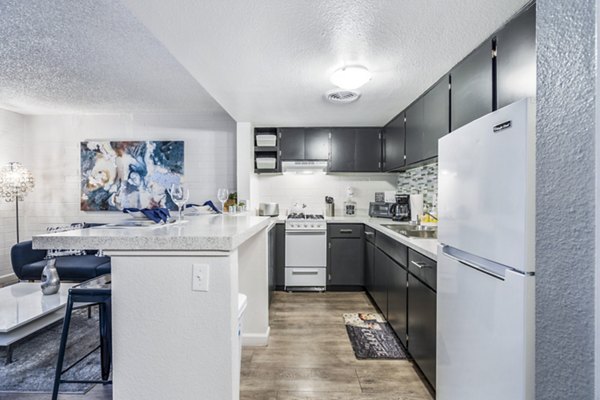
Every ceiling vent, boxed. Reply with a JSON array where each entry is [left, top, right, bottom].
[[325, 89, 360, 104]]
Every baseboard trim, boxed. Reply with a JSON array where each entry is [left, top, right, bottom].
[[242, 326, 270, 347], [0, 273, 18, 286]]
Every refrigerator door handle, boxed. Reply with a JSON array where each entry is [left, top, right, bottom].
[[441, 245, 510, 281]]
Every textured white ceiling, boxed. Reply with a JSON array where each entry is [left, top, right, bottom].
[[122, 0, 531, 126], [0, 0, 230, 116]]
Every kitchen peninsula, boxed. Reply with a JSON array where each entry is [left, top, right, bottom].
[[32, 214, 272, 400]]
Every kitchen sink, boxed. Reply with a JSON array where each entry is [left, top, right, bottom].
[[381, 224, 438, 239]]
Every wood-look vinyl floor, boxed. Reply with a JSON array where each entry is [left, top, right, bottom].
[[241, 291, 433, 400], [0, 291, 433, 400]]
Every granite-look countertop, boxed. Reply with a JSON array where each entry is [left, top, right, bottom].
[[273, 214, 438, 260], [33, 214, 272, 252]]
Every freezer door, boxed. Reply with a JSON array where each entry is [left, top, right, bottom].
[[438, 98, 535, 273], [437, 245, 534, 400]]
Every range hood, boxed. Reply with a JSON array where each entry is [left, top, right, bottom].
[[281, 161, 328, 174]]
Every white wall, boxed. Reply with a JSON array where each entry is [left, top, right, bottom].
[[21, 112, 236, 240], [254, 173, 397, 215], [0, 109, 25, 278]]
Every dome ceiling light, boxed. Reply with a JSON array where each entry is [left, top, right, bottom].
[[330, 65, 372, 90]]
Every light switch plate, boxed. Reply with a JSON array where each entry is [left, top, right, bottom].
[[192, 264, 209, 292]]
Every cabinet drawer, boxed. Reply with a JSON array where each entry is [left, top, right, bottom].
[[364, 226, 376, 244], [285, 267, 326, 288], [328, 224, 363, 238], [408, 249, 437, 291], [376, 233, 407, 267]]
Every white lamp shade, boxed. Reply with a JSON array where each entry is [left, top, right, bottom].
[[330, 66, 372, 90]]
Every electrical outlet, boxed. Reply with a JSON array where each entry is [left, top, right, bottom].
[[192, 264, 209, 292]]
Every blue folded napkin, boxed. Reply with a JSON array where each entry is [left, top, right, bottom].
[[203, 201, 222, 214], [123, 208, 171, 223], [184, 201, 221, 214]]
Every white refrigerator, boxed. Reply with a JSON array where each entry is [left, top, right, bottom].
[[437, 98, 535, 400]]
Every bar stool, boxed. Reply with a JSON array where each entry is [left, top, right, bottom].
[[52, 274, 112, 400]]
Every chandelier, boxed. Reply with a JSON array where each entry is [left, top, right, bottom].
[[0, 162, 35, 202]]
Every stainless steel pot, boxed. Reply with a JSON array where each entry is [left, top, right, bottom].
[[258, 202, 279, 216]]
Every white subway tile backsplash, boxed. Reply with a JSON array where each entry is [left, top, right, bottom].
[[255, 173, 398, 215]]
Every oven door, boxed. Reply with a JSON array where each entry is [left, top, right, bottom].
[[285, 231, 327, 267]]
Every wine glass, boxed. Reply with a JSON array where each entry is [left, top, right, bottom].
[[169, 184, 189, 222], [217, 188, 229, 213]]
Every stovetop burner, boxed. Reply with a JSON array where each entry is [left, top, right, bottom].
[[287, 213, 324, 220]]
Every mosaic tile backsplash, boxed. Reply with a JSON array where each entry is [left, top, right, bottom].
[[397, 162, 438, 209]]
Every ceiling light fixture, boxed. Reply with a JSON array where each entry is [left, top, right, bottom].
[[330, 65, 372, 90]]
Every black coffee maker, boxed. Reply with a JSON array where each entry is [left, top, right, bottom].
[[390, 194, 411, 221]]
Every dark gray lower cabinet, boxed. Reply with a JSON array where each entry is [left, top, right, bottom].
[[328, 225, 364, 287], [372, 248, 390, 318], [365, 241, 375, 296], [268, 226, 276, 304], [408, 273, 437, 388], [387, 256, 408, 347], [274, 224, 286, 290]]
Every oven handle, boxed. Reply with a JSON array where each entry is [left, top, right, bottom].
[[285, 231, 326, 235], [291, 269, 320, 274]]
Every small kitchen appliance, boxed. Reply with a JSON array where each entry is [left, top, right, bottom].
[[368, 202, 395, 218], [284, 211, 327, 291], [258, 202, 279, 216], [390, 194, 411, 221]]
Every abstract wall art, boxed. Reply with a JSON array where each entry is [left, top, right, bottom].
[[80, 140, 184, 211]]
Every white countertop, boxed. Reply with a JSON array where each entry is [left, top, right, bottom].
[[32, 214, 272, 252], [274, 214, 438, 260]]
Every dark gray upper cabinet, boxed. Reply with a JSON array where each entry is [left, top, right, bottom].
[[328, 224, 364, 287], [451, 40, 493, 131], [330, 128, 381, 172], [355, 128, 381, 172], [496, 4, 536, 109], [279, 128, 329, 161], [279, 128, 305, 160], [422, 75, 450, 160], [405, 97, 425, 165], [330, 129, 356, 172], [304, 128, 329, 160], [383, 113, 406, 171]]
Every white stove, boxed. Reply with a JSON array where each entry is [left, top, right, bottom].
[[284, 212, 327, 291]]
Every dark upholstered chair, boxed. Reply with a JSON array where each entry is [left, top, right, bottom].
[[11, 241, 110, 281], [11, 224, 111, 282]]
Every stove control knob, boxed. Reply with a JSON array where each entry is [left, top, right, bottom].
[[303, 224, 308, 228]]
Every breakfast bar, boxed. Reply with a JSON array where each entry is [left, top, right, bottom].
[[32, 215, 272, 400]]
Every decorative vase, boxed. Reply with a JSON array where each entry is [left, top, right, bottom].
[[41, 258, 60, 295]]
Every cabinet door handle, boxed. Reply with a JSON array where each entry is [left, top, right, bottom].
[[339, 229, 353, 234], [365, 231, 374, 237], [410, 260, 431, 269]]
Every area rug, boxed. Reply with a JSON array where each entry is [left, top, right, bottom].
[[343, 313, 407, 360], [0, 308, 105, 394]]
